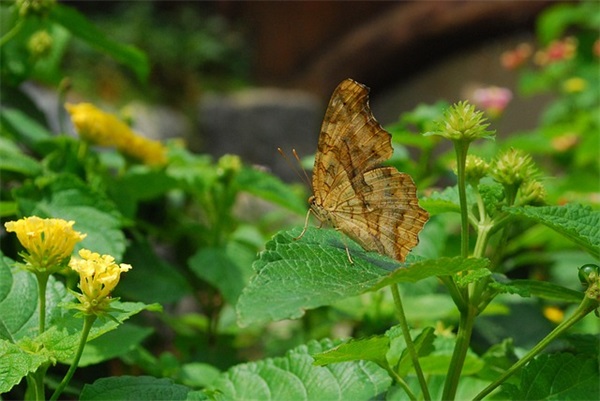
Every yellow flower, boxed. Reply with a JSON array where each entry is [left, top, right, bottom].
[[4, 216, 86, 274], [562, 77, 587, 93], [69, 249, 132, 315], [543, 306, 564, 324], [66, 102, 168, 166]]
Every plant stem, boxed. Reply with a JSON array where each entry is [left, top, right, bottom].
[[441, 304, 477, 400], [391, 284, 431, 401], [50, 314, 97, 401], [385, 366, 418, 401], [454, 140, 470, 259], [36, 273, 50, 334], [25, 363, 49, 401], [473, 296, 599, 400]]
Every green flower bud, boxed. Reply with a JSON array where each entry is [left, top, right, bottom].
[[464, 155, 490, 185], [491, 148, 537, 187], [425, 101, 495, 142], [217, 154, 242, 180], [17, 0, 55, 17], [27, 30, 53, 59], [518, 179, 546, 206]]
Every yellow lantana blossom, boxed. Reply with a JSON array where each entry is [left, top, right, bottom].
[[66, 102, 167, 166], [4, 216, 86, 274], [69, 249, 132, 316]]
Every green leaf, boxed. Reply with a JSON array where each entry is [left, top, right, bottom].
[[118, 239, 191, 304], [505, 204, 600, 259], [0, 107, 53, 150], [503, 279, 584, 303], [0, 255, 72, 342], [40, 301, 159, 362], [0, 339, 52, 394], [189, 241, 256, 305], [420, 185, 477, 216], [370, 257, 490, 291], [455, 268, 492, 287], [0, 137, 42, 176], [312, 335, 389, 368], [14, 174, 126, 260], [49, 4, 149, 82], [70, 323, 153, 367], [237, 227, 483, 326], [392, 327, 436, 376], [208, 339, 391, 401], [235, 166, 307, 215], [236, 227, 395, 326], [80, 376, 191, 401], [505, 353, 599, 400]]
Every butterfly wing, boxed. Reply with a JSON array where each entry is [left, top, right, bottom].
[[312, 79, 393, 208], [326, 167, 428, 261]]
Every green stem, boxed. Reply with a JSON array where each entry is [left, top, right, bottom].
[[25, 363, 49, 401], [454, 140, 470, 259], [441, 305, 477, 400], [36, 273, 49, 334], [385, 365, 418, 401], [50, 314, 97, 401], [391, 284, 431, 401], [473, 296, 599, 400], [0, 19, 24, 47]]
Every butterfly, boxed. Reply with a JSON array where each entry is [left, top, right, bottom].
[[302, 78, 428, 262]]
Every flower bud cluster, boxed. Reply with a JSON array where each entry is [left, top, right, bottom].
[[427, 101, 495, 143]]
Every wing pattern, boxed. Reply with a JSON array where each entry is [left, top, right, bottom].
[[310, 79, 428, 262]]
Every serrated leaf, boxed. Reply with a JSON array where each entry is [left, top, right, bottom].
[[505, 353, 599, 400], [455, 268, 492, 287], [40, 301, 159, 362], [236, 227, 397, 326], [80, 376, 190, 401], [370, 257, 490, 291], [235, 166, 307, 215], [237, 228, 482, 326], [49, 4, 149, 82], [189, 241, 256, 305], [0, 339, 52, 393], [505, 204, 600, 259], [208, 339, 391, 401], [312, 335, 389, 367], [14, 174, 126, 260]]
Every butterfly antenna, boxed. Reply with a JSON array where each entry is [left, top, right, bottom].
[[277, 147, 311, 187]]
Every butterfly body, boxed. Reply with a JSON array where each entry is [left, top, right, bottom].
[[310, 79, 428, 262]]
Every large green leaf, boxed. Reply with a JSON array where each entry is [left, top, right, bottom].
[[236, 227, 480, 326], [236, 227, 395, 326], [49, 4, 149, 82], [80, 376, 191, 401], [503, 353, 599, 400], [208, 339, 391, 401], [0, 255, 71, 343], [506, 204, 600, 259]]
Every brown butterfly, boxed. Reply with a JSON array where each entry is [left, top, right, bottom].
[[301, 78, 428, 262]]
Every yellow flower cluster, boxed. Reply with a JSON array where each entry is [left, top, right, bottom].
[[4, 216, 86, 274], [6, 216, 132, 316], [69, 249, 132, 315], [66, 103, 167, 166]]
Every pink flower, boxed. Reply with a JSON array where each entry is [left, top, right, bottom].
[[471, 86, 513, 118], [501, 43, 532, 70]]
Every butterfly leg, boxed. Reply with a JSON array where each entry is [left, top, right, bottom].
[[294, 209, 313, 241]]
